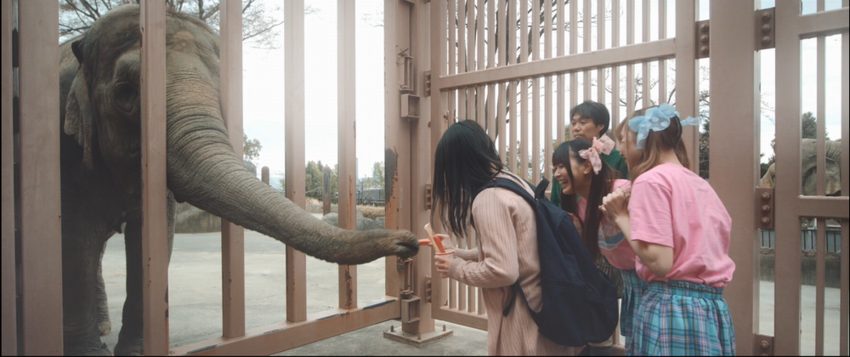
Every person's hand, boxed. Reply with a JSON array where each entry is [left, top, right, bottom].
[[600, 188, 631, 222], [434, 255, 452, 278]]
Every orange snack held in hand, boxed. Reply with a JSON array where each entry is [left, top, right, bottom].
[[424, 223, 446, 253]]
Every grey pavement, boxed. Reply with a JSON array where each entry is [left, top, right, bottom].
[[98, 217, 842, 355]]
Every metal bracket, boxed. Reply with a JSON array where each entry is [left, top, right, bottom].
[[424, 184, 432, 210], [424, 71, 432, 97], [696, 20, 710, 59], [400, 297, 421, 323], [398, 257, 415, 298], [402, 94, 420, 120], [756, 8, 776, 50], [756, 188, 775, 230], [754, 334, 774, 356], [397, 48, 414, 93], [424, 277, 432, 303]]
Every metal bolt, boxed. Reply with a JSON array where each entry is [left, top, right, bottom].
[[762, 12, 772, 21], [700, 46, 709, 54], [700, 35, 709, 43], [390, 325, 395, 332], [700, 23, 709, 32], [761, 340, 770, 349], [762, 217, 771, 224], [761, 205, 771, 212], [762, 24, 771, 33], [443, 324, 447, 331], [418, 334, 422, 340], [762, 36, 771, 44], [761, 192, 771, 200]]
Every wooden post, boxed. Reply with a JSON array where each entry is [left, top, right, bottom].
[[1, 1, 17, 354], [338, 0, 358, 311]]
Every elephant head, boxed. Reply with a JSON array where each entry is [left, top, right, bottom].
[[759, 138, 842, 197], [62, 5, 418, 264]]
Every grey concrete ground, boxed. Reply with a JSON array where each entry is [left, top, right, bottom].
[[98, 218, 843, 355]]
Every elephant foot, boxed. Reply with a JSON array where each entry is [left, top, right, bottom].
[[66, 343, 112, 356], [114, 333, 144, 356], [98, 317, 112, 336]]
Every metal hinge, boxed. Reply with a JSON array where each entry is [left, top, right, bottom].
[[424, 71, 432, 97], [756, 188, 775, 230], [424, 184, 432, 210], [754, 334, 774, 356], [756, 7, 776, 50], [696, 20, 710, 59]]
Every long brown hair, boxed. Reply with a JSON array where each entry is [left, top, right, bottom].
[[618, 107, 691, 182]]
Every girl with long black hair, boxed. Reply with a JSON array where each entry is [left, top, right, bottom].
[[430, 120, 574, 356]]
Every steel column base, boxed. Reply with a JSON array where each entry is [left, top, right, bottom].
[[383, 325, 453, 347]]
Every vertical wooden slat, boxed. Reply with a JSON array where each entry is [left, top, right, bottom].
[[583, 0, 591, 101], [570, 0, 578, 123], [498, 1, 507, 163], [520, 0, 528, 179], [284, 0, 307, 323], [338, 0, 357, 311], [487, 0, 496, 140], [449, 0, 457, 124], [658, 0, 667, 104], [478, 0, 485, 124], [139, 1, 169, 354], [814, 3, 825, 352], [532, 0, 541, 184], [676, 0, 698, 173], [544, 0, 553, 183], [509, 0, 518, 173], [841, 9, 849, 354], [641, 0, 650, 108], [597, 0, 606, 107], [774, 1, 803, 353], [1, 0, 16, 354], [557, 0, 565, 146], [459, 0, 467, 120], [18, 1, 63, 355], [499, 82, 507, 163], [468, 0, 475, 121], [612, 0, 621, 130], [220, 0, 246, 339], [626, 0, 635, 113], [815, 219, 825, 356]]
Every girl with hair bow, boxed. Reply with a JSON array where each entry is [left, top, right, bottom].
[[551, 136, 643, 356]]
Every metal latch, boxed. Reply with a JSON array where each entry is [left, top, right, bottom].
[[756, 188, 775, 230]]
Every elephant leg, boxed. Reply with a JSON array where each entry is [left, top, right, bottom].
[[62, 237, 112, 356], [96, 241, 112, 336], [115, 192, 175, 356]]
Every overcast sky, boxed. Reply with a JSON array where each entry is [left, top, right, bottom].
[[240, 0, 845, 188]]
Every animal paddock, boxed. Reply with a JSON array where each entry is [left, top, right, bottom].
[[2, 0, 849, 356]]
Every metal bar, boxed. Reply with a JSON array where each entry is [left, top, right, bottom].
[[284, 0, 307, 323], [570, 0, 578, 126], [658, 0, 666, 104], [500, 83, 507, 163], [583, 0, 591, 101], [337, 0, 357, 311], [467, 0, 476, 121], [815, 218, 825, 356], [1, 0, 16, 354], [794, 196, 850, 219], [841, 10, 849, 354], [611, 0, 620, 130], [220, 0, 246, 339], [459, 0, 467, 120], [709, 2, 760, 354], [544, 0, 553, 183], [139, 1, 169, 354], [478, 0, 485, 123], [384, 0, 405, 299], [774, 1, 803, 353], [532, 0, 541, 184], [626, 0, 635, 113], [171, 300, 400, 356], [794, 8, 850, 39], [641, 0, 649, 108], [477, 286, 484, 315], [509, 0, 517, 173], [18, 1, 63, 354], [597, 0, 606, 106], [817, 35, 826, 199], [451, 0, 457, 77], [520, 0, 528, 180], [556, 0, 565, 147], [675, 0, 698, 173]]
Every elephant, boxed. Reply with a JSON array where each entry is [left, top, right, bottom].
[[57, 5, 418, 355], [759, 138, 842, 196]]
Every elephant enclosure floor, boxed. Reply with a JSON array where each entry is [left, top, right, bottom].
[[100, 220, 844, 355]]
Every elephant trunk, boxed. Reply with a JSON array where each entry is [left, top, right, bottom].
[[165, 104, 417, 264]]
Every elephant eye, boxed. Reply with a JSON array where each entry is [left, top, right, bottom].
[[114, 81, 138, 114]]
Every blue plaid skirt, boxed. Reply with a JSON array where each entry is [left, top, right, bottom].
[[629, 280, 736, 356], [620, 270, 646, 353]]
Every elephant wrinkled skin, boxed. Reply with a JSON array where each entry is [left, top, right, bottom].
[[58, 5, 418, 355], [759, 138, 842, 196]]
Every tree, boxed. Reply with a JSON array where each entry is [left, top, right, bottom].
[[59, 0, 318, 48], [304, 160, 324, 199], [243, 134, 262, 162], [361, 162, 385, 190]]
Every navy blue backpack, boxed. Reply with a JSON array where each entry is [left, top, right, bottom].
[[475, 177, 619, 347]]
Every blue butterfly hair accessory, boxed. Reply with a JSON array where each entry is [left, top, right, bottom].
[[628, 103, 702, 149]]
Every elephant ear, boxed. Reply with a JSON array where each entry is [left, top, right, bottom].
[[64, 70, 96, 170]]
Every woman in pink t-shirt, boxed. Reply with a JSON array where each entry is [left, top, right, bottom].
[[552, 137, 645, 356], [602, 104, 736, 356]]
